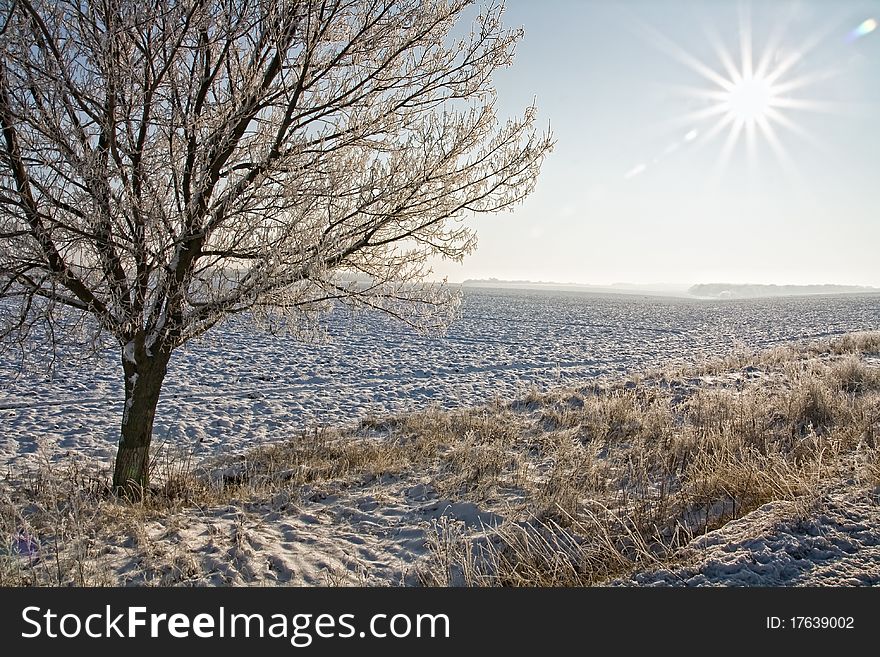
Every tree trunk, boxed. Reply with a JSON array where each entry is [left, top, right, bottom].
[[112, 344, 171, 497]]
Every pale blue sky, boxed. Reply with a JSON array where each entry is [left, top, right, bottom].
[[431, 0, 880, 287]]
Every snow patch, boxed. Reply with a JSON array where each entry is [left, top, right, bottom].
[[123, 340, 136, 364], [614, 489, 880, 587]]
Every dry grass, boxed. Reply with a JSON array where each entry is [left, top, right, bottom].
[[419, 331, 880, 585], [1, 331, 879, 586]]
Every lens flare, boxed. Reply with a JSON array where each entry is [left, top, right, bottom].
[[856, 18, 877, 36], [847, 18, 877, 42]]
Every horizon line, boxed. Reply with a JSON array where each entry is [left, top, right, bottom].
[[444, 278, 880, 290]]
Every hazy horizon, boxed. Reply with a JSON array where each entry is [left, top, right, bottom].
[[451, 276, 879, 289], [428, 0, 880, 288], [453, 277, 879, 296]]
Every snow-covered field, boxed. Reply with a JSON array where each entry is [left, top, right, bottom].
[[2, 288, 879, 467]]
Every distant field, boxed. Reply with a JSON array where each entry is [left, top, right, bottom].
[[1, 288, 878, 467]]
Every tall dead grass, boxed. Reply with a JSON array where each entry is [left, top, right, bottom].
[[419, 331, 880, 585]]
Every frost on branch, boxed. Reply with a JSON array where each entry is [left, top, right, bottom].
[[0, 0, 553, 356], [0, 0, 552, 487], [0, 0, 553, 491]]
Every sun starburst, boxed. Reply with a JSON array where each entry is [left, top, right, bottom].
[[639, 3, 849, 183]]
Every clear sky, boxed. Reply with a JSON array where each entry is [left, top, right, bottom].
[[430, 0, 880, 287]]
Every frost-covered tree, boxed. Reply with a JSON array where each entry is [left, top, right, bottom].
[[0, 0, 552, 495]]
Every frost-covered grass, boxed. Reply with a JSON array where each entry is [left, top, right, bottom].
[[1, 331, 878, 586]]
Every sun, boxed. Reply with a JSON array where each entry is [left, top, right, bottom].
[[636, 2, 845, 180], [723, 75, 776, 124]]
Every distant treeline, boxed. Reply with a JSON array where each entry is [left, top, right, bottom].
[[689, 283, 880, 299]]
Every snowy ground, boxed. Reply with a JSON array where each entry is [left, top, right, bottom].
[[614, 486, 880, 587], [2, 288, 879, 467]]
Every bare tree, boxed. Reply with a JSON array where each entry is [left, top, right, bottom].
[[0, 0, 552, 495]]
